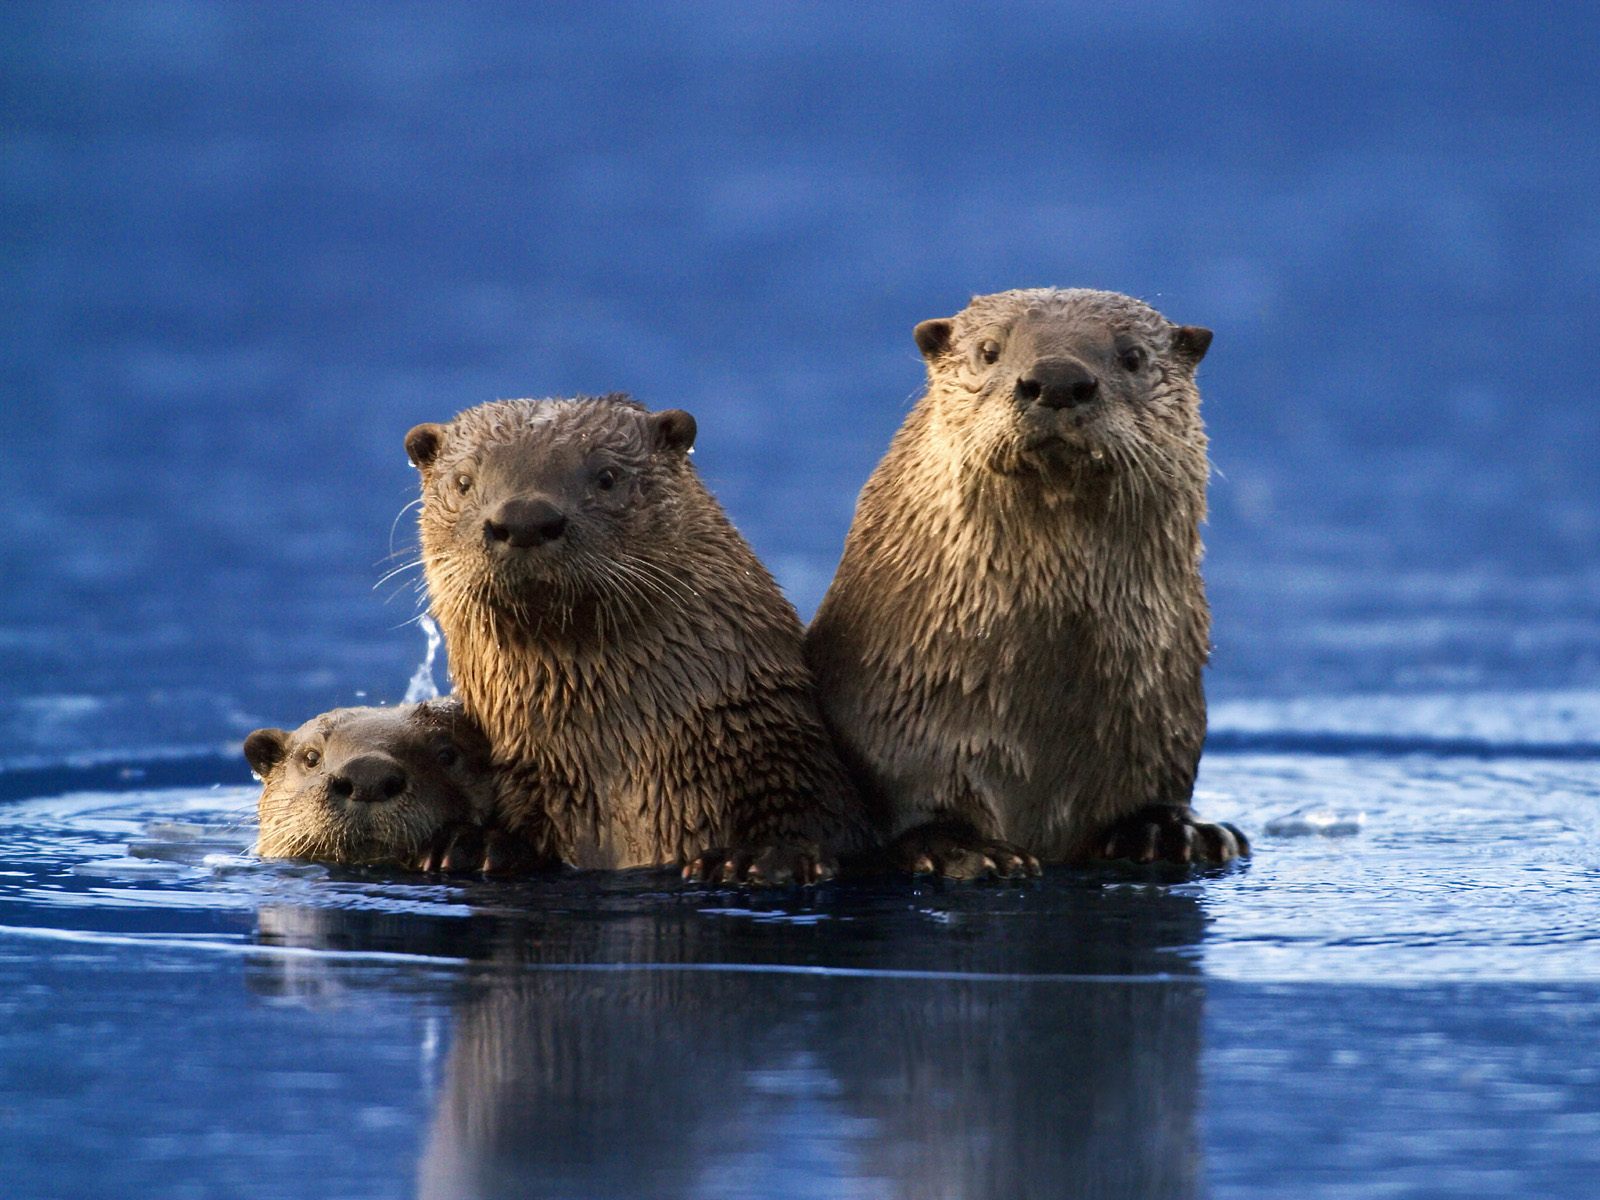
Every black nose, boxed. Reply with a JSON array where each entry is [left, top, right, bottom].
[[484, 498, 568, 548], [328, 755, 408, 804], [1016, 359, 1100, 410]]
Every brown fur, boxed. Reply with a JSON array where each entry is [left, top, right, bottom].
[[407, 394, 873, 876], [246, 700, 495, 865], [807, 288, 1242, 865]]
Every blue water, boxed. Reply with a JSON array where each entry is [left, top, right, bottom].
[[3, 4, 1598, 1197]]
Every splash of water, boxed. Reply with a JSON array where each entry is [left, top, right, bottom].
[[402, 615, 443, 703]]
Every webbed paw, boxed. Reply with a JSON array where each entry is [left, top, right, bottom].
[[684, 841, 835, 886], [1094, 805, 1249, 865], [415, 824, 548, 875], [889, 822, 1041, 880]]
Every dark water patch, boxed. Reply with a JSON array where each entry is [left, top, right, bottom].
[[1206, 730, 1600, 761], [0, 750, 248, 804]]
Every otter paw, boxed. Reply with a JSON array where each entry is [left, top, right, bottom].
[[415, 822, 486, 873], [683, 842, 835, 887], [479, 829, 551, 876], [416, 825, 547, 875], [1095, 806, 1250, 866], [890, 824, 1041, 880]]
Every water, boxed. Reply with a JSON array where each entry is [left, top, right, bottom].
[[4, 3, 1599, 1196], [2, 740, 1598, 1198]]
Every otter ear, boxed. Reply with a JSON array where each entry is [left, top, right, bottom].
[[913, 318, 955, 360], [405, 423, 447, 470], [1171, 326, 1213, 367], [649, 409, 697, 454], [243, 728, 291, 778]]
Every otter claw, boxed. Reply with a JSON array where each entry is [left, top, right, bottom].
[[416, 824, 545, 875], [416, 822, 485, 873], [479, 829, 548, 875], [891, 823, 1041, 881], [1096, 806, 1250, 866], [685, 842, 834, 887]]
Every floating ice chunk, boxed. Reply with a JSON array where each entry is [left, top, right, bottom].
[[203, 852, 325, 879], [1263, 807, 1366, 837]]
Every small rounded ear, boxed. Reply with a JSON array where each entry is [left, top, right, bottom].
[[1171, 326, 1213, 367], [243, 728, 291, 778], [405, 423, 447, 470], [649, 409, 697, 454], [913, 318, 955, 359]]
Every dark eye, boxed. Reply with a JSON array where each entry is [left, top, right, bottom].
[[437, 745, 458, 768], [301, 747, 321, 768], [979, 339, 1002, 366], [1118, 345, 1146, 372], [455, 473, 473, 494], [595, 468, 618, 492]]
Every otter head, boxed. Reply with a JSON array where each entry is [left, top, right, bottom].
[[405, 395, 697, 627], [245, 700, 494, 864], [914, 288, 1211, 492]]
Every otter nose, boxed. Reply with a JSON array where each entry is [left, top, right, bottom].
[[1016, 359, 1100, 410], [484, 498, 568, 548], [328, 755, 408, 804]]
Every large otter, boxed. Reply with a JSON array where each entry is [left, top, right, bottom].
[[806, 288, 1248, 876], [405, 394, 873, 883], [246, 700, 511, 869]]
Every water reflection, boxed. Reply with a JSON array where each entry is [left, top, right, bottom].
[[247, 874, 1207, 1199]]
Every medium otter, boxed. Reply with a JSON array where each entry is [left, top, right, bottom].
[[245, 699, 513, 870], [405, 394, 873, 883], [806, 288, 1248, 876]]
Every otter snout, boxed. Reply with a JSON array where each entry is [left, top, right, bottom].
[[328, 754, 408, 804], [484, 497, 568, 549], [1016, 358, 1100, 411]]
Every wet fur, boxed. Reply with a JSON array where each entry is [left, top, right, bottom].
[[806, 289, 1213, 860], [249, 701, 494, 864], [412, 395, 872, 869]]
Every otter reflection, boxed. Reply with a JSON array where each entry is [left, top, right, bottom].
[[250, 875, 1207, 1199]]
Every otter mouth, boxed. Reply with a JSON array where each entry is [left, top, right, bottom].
[[259, 784, 465, 865], [1018, 427, 1107, 463], [481, 546, 575, 595], [316, 805, 446, 864], [452, 553, 584, 616]]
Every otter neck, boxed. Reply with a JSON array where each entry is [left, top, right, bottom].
[[902, 397, 1207, 637], [429, 561, 714, 760], [922, 397, 1204, 551]]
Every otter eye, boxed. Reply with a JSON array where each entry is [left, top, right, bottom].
[[437, 745, 458, 768], [455, 473, 473, 494], [1118, 345, 1146, 373], [978, 339, 1002, 366], [595, 468, 618, 492], [301, 747, 321, 768]]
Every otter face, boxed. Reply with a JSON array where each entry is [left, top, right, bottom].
[[405, 396, 697, 619], [914, 288, 1211, 484], [246, 701, 494, 864]]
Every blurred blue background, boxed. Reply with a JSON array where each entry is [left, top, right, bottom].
[[4, 1, 1598, 756]]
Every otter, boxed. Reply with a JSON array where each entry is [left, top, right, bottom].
[[404, 394, 874, 884], [245, 699, 520, 870], [806, 288, 1248, 877]]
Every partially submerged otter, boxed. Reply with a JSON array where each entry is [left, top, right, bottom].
[[405, 394, 872, 883], [806, 288, 1248, 876], [246, 700, 503, 868]]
